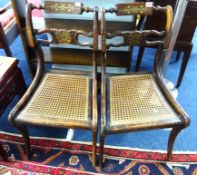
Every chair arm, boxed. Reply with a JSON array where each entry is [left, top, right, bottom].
[[0, 2, 12, 14], [154, 51, 190, 127]]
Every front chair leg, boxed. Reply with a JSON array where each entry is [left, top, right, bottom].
[[99, 133, 105, 167], [167, 126, 183, 161], [16, 124, 31, 160], [92, 130, 98, 166], [9, 114, 31, 160], [0, 144, 8, 161]]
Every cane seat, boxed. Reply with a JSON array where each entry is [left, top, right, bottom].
[[18, 73, 91, 126], [109, 74, 180, 128]]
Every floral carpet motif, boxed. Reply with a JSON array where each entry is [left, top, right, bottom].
[[0, 132, 197, 174]]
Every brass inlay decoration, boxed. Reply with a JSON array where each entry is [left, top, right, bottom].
[[52, 29, 76, 44], [119, 5, 145, 15], [45, 1, 82, 14], [116, 2, 153, 16], [126, 33, 144, 46], [21, 73, 89, 121], [110, 74, 179, 126]]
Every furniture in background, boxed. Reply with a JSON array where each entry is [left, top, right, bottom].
[[99, 2, 190, 167], [9, 1, 98, 166], [135, 0, 197, 87], [10, 0, 36, 75], [0, 2, 18, 57], [0, 56, 26, 116]]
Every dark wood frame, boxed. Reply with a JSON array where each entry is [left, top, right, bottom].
[[8, 2, 99, 166], [100, 3, 190, 167]]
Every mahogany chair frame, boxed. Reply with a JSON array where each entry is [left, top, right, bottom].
[[100, 2, 190, 167], [9, 1, 98, 166]]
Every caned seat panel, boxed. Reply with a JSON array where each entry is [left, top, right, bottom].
[[17, 73, 90, 126], [109, 74, 181, 127]]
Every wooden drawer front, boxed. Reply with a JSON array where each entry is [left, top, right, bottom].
[[0, 69, 18, 115]]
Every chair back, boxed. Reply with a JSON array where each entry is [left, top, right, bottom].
[[26, 1, 98, 64], [101, 2, 173, 70]]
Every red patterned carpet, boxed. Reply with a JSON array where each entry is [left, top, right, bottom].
[[0, 132, 197, 174]]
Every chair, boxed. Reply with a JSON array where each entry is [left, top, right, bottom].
[[8, 1, 98, 166], [0, 2, 18, 56], [100, 2, 190, 167]]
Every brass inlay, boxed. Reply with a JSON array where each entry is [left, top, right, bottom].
[[110, 74, 179, 126], [126, 33, 144, 46], [119, 5, 146, 15], [116, 3, 153, 16], [45, 1, 82, 14], [52, 30, 75, 44]]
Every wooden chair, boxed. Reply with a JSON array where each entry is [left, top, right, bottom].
[[0, 2, 18, 56], [8, 1, 98, 166], [100, 2, 190, 167]]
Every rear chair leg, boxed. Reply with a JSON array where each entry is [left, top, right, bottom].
[[99, 133, 105, 167], [92, 130, 98, 166], [167, 127, 183, 160], [135, 46, 145, 72], [175, 51, 181, 62]]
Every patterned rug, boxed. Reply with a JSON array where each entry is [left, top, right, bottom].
[[0, 132, 197, 175]]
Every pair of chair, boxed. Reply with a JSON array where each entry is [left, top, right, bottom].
[[8, 1, 190, 167]]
